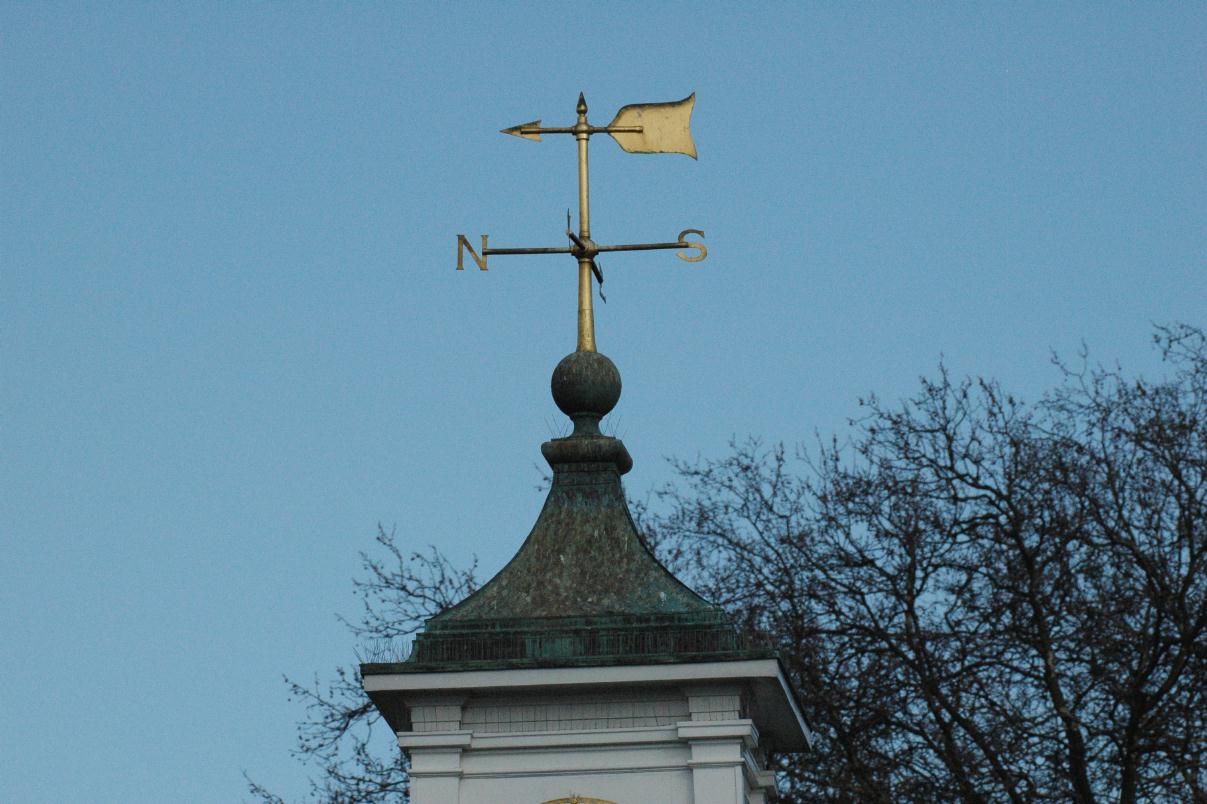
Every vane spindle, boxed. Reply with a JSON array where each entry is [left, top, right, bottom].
[[574, 93, 595, 352]]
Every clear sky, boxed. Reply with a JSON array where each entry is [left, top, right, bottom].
[[2, 3, 1204, 801]]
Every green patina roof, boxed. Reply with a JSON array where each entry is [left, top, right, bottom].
[[430, 435, 710, 622], [362, 351, 762, 674]]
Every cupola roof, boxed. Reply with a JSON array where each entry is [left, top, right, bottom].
[[363, 351, 769, 674]]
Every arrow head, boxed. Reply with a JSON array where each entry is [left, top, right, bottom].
[[501, 119, 541, 142]]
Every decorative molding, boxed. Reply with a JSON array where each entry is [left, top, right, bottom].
[[463, 694, 688, 733], [397, 730, 472, 750], [364, 658, 785, 693], [466, 723, 682, 750], [463, 764, 687, 781]]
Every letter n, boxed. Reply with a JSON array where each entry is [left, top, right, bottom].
[[456, 235, 489, 271]]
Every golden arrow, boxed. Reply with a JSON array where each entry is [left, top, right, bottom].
[[501, 93, 697, 158]]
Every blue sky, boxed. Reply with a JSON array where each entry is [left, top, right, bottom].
[[2, 3, 1204, 801]]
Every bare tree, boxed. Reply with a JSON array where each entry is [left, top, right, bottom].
[[250, 325, 1206, 803], [245, 529, 476, 803], [645, 324, 1206, 803]]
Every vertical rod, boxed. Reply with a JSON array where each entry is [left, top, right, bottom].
[[577, 257, 595, 353], [574, 93, 595, 353], [576, 105, 590, 240]]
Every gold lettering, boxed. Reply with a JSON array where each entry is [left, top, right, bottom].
[[456, 234, 489, 270], [675, 229, 707, 263]]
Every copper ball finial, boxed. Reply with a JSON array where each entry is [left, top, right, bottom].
[[551, 350, 621, 436]]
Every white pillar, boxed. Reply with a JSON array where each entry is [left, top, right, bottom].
[[399, 732, 470, 804], [678, 721, 757, 804]]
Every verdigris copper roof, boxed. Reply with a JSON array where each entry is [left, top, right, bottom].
[[431, 439, 705, 619], [362, 350, 769, 674]]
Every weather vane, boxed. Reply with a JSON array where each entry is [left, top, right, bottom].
[[456, 92, 707, 353]]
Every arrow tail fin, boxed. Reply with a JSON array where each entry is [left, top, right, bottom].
[[608, 93, 696, 158]]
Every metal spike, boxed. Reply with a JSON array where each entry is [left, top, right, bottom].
[[591, 259, 606, 303]]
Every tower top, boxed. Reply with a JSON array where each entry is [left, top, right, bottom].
[[361, 96, 813, 789], [366, 93, 741, 669], [372, 348, 761, 668]]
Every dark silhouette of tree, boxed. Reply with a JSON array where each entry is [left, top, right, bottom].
[[245, 537, 477, 803], [250, 325, 1206, 803]]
